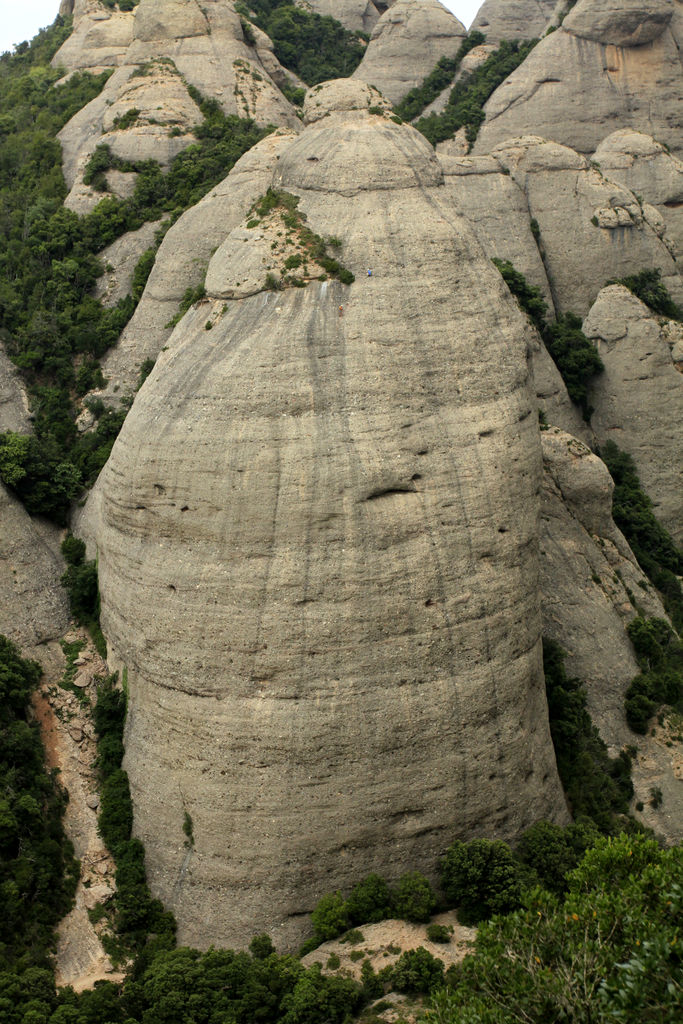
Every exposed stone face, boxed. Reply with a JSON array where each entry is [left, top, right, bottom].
[[0, 347, 30, 435], [96, 129, 297, 400], [584, 285, 683, 546], [94, 220, 162, 310], [490, 136, 682, 315], [55, 0, 298, 213], [352, 0, 467, 104], [539, 428, 667, 747], [302, 0, 384, 34], [564, 0, 674, 48], [471, 0, 558, 43], [593, 130, 683, 260], [438, 151, 554, 309], [475, 4, 683, 159], [82, 80, 567, 951], [0, 484, 69, 657]]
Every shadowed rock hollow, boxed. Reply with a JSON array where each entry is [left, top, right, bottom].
[[82, 79, 567, 950]]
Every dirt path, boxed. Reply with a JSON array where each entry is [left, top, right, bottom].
[[32, 630, 125, 991]]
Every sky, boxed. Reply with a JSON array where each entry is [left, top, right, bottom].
[[0, 1, 483, 56]]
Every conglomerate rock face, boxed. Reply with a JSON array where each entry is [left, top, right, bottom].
[[539, 429, 667, 748], [83, 79, 567, 951], [585, 285, 683, 546], [352, 0, 467, 104], [475, 0, 683, 159], [470, 0, 558, 43], [54, 0, 298, 214]]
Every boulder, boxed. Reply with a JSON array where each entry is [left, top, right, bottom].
[[352, 0, 467, 104], [584, 285, 683, 546], [82, 79, 567, 952], [302, 0, 384, 34]]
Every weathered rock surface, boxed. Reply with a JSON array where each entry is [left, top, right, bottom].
[[82, 79, 567, 951], [422, 44, 497, 118], [490, 136, 683, 315], [438, 150, 554, 308], [540, 428, 667, 747], [564, 0, 674, 48], [94, 220, 161, 309], [0, 484, 69, 656], [471, 0, 558, 43], [55, 1, 298, 213], [352, 0, 467, 104], [97, 128, 297, 400], [584, 285, 683, 546], [593, 130, 683, 260], [475, 2, 683, 159], [0, 347, 30, 434], [302, 0, 384, 34]]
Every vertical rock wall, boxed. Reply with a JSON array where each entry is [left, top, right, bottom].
[[84, 81, 567, 951]]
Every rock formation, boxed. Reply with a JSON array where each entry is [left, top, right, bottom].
[[585, 285, 683, 546], [0, 485, 69, 659], [81, 79, 567, 950], [54, 0, 298, 213], [97, 128, 298, 399], [470, 0, 558, 43], [352, 0, 467, 104], [303, 0, 390, 35], [475, 0, 683, 159], [489, 136, 682, 315], [539, 428, 667, 747], [593, 130, 683, 261]]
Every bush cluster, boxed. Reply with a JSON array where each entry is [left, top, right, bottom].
[[394, 32, 486, 122], [239, 1, 366, 86], [415, 38, 538, 147], [600, 440, 683, 632], [543, 638, 634, 829], [0, 23, 268, 523], [0, 634, 78, 971], [624, 617, 683, 733]]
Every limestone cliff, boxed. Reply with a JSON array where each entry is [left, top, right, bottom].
[[81, 79, 567, 950]]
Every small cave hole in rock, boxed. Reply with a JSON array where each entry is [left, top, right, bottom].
[[181, 505, 190, 512]]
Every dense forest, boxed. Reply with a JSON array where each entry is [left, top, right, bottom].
[[1, 8, 682, 1024]]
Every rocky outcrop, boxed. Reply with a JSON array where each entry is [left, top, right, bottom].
[[94, 220, 162, 309], [352, 0, 467, 104], [55, 1, 298, 213], [584, 285, 683, 546], [475, 1, 683, 159], [0, 348, 30, 434], [0, 485, 69, 657], [593, 130, 683, 260], [82, 79, 567, 951], [97, 128, 297, 400], [563, 0, 674, 48], [439, 150, 554, 308], [540, 428, 667, 747], [490, 136, 682, 315], [302, 0, 387, 34], [471, 0, 558, 43]]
